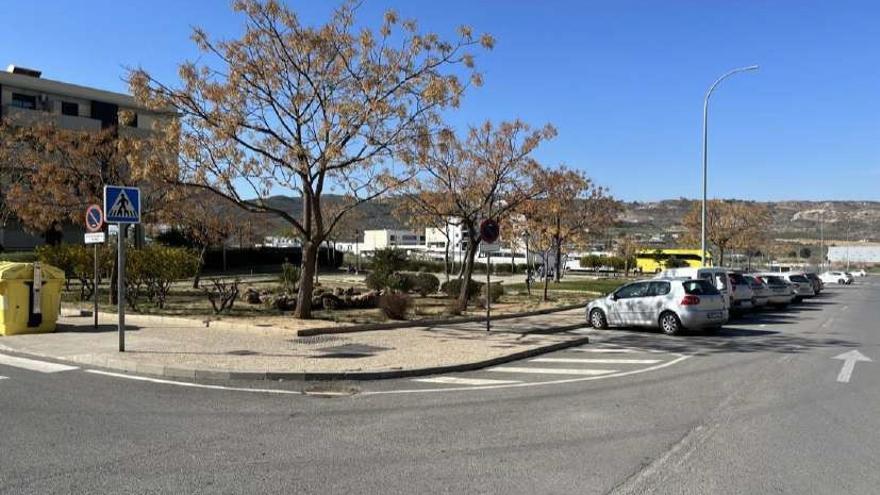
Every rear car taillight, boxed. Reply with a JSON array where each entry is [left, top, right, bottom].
[[681, 295, 701, 305]]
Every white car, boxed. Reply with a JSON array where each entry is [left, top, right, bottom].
[[820, 271, 853, 285], [727, 272, 756, 312], [586, 278, 728, 335], [852, 269, 867, 277]]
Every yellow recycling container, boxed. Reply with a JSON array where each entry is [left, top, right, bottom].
[[0, 262, 65, 336]]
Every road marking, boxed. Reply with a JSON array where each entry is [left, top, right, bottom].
[[0, 353, 79, 373], [489, 367, 618, 376], [821, 317, 835, 329], [531, 357, 661, 365], [86, 370, 303, 394], [365, 355, 691, 395], [841, 305, 849, 312], [570, 348, 636, 354], [412, 376, 522, 386], [0, 376, 7, 381], [832, 350, 872, 383]]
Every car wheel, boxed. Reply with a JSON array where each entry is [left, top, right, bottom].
[[838, 279, 845, 285], [589, 309, 608, 329], [659, 311, 682, 335]]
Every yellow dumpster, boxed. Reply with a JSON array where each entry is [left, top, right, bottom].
[[0, 262, 65, 336]]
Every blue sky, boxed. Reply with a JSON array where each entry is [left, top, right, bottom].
[[2, 1, 878, 201]]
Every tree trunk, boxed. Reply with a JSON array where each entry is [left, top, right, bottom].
[[554, 216, 562, 283], [543, 254, 551, 302], [443, 241, 450, 284], [193, 245, 207, 289], [295, 241, 319, 319], [719, 248, 725, 267], [456, 238, 479, 313]]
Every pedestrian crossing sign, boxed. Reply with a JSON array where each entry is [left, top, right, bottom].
[[103, 185, 141, 224]]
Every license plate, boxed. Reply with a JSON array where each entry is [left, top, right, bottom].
[[707, 311, 722, 319]]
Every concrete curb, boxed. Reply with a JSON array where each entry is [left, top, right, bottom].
[[296, 303, 588, 337], [0, 334, 590, 383]]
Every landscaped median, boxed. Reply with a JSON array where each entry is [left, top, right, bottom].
[[0, 308, 590, 382]]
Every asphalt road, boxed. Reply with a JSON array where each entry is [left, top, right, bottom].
[[1, 281, 878, 494]]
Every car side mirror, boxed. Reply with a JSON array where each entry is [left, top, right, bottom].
[[609, 293, 618, 301]]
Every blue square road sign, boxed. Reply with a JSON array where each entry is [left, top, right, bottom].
[[104, 185, 141, 224]]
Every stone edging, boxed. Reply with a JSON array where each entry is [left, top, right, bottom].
[[295, 302, 588, 337]]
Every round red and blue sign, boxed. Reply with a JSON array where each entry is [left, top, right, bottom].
[[479, 218, 500, 244], [85, 204, 104, 233]]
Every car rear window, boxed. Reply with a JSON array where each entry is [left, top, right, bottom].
[[682, 280, 720, 295], [765, 276, 785, 285], [728, 273, 747, 284], [790, 275, 808, 283]]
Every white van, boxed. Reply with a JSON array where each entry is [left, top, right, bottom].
[[656, 267, 731, 308]]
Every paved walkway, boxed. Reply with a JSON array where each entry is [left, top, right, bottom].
[[0, 308, 588, 380]]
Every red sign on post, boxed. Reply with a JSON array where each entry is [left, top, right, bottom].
[[85, 204, 104, 233], [479, 218, 500, 244]]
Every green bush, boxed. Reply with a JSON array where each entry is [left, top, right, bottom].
[[371, 248, 408, 274], [387, 272, 415, 293], [413, 273, 440, 297], [126, 245, 200, 309], [1, 251, 38, 263], [36, 244, 113, 299], [440, 278, 484, 300], [379, 292, 411, 320], [279, 260, 301, 292], [481, 282, 505, 304]]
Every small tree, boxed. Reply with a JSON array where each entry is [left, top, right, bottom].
[[129, 0, 494, 319]]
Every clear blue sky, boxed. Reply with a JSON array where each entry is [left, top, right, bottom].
[[2, 1, 878, 202]]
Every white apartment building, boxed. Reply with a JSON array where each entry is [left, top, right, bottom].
[[0, 65, 167, 249], [362, 229, 426, 252]]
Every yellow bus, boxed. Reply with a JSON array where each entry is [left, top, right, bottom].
[[636, 249, 711, 273]]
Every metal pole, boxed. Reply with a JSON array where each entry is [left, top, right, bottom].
[[486, 248, 491, 332], [93, 244, 99, 329], [701, 65, 759, 267], [118, 224, 125, 352]]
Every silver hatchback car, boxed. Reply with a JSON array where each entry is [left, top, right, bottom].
[[586, 278, 728, 335]]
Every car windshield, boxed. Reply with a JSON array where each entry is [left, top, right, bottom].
[[682, 280, 720, 295]]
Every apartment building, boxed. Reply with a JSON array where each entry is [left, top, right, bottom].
[[0, 65, 166, 249]]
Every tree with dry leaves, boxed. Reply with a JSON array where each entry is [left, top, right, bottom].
[[399, 120, 555, 312], [518, 167, 619, 299], [682, 200, 772, 266], [128, 0, 493, 318]]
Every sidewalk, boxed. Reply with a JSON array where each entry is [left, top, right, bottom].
[[0, 308, 589, 381]]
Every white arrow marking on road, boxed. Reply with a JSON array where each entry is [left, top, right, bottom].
[[832, 350, 872, 383]]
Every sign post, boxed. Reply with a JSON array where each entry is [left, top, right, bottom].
[[103, 186, 141, 352], [479, 219, 501, 332], [85, 205, 104, 329]]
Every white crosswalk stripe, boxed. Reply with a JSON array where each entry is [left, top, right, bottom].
[[530, 357, 661, 365], [489, 366, 618, 376], [0, 353, 79, 373], [412, 376, 522, 386], [570, 348, 637, 353]]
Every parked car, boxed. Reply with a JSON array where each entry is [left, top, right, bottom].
[[820, 271, 853, 285], [727, 272, 756, 312], [804, 272, 824, 294], [586, 278, 728, 335], [775, 272, 816, 301], [754, 274, 795, 307], [852, 269, 867, 277], [655, 267, 731, 308], [743, 275, 770, 308]]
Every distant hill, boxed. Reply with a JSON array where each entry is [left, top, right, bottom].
[[234, 195, 880, 244]]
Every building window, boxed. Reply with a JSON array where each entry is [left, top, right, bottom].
[[11, 93, 36, 110], [61, 101, 79, 117], [389, 235, 396, 241]]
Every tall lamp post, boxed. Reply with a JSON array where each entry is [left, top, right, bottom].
[[701, 65, 759, 266]]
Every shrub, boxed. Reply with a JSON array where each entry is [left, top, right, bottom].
[[440, 278, 484, 300], [379, 292, 411, 320], [204, 278, 241, 314], [279, 260, 301, 292], [386, 272, 415, 293], [413, 273, 440, 297], [126, 245, 201, 309], [0, 251, 38, 263], [481, 282, 505, 304], [36, 244, 114, 299], [371, 248, 408, 274]]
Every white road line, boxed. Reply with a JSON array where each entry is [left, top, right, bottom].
[[569, 348, 636, 354], [0, 376, 7, 381], [0, 353, 79, 373], [411, 376, 522, 386], [530, 357, 662, 365], [85, 370, 303, 394], [489, 367, 618, 376], [365, 355, 691, 395]]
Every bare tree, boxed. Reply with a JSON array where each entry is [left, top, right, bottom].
[[128, 0, 493, 318]]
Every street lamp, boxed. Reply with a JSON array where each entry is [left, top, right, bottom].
[[701, 65, 759, 267]]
